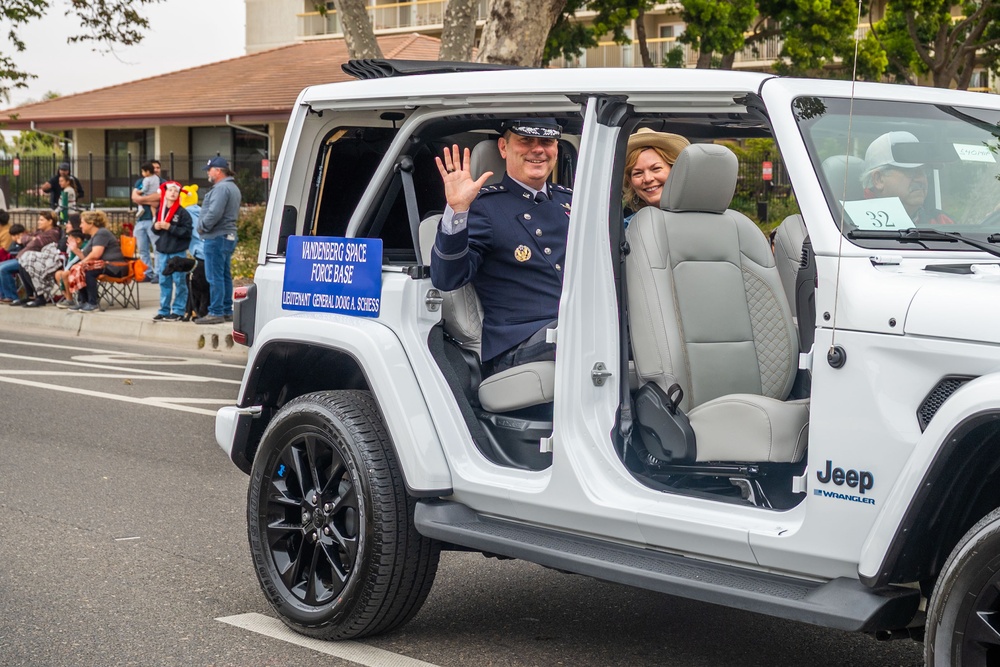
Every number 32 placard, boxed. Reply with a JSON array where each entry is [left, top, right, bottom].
[[843, 197, 915, 230]]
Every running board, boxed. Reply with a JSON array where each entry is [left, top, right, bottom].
[[414, 500, 919, 632]]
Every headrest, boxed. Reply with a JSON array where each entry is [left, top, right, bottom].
[[661, 144, 738, 214], [470, 139, 506, 186], [821, 154, 865, 201]]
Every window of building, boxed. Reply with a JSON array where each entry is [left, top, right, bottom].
[[658, 24, 682, 40], [105, 129, 154, 198]]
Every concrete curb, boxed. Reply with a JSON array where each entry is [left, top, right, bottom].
[[0, 282, 247, 359]]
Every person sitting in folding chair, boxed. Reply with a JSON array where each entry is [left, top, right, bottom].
[[65, 210, 127, 313]]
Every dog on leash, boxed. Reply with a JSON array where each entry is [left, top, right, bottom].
[[162, 256, 209, 321]]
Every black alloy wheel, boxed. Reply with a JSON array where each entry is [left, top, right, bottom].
[[263, 421, 360, 607], [247, 390, 440, 639], [926, 507, 1000, 666]]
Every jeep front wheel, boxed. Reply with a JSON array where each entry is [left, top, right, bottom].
[[247, 390, 440, 639], [925, 507, 1000, 666]]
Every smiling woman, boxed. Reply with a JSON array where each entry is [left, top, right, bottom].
[[622, 128, 690, 227]]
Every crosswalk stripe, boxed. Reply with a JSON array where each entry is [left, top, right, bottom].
[[216, 613, 443, 667]]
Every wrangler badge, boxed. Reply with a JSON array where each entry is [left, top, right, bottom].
[[514, 245, 532, 262]]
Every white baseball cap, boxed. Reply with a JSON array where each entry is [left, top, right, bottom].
[[863, 131, 923, 179]]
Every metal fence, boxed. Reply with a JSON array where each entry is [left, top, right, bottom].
[[0, 153, 271, 210], [2, 152, 793, 224], [8, 207, 138, 236]]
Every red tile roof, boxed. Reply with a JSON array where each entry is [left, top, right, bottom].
[[2, 34, 442, 130]]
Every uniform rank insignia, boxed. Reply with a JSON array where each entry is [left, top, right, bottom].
[[514, 245, 532, 262]]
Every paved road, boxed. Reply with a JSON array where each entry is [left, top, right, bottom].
[[0, 330, 925, 666]]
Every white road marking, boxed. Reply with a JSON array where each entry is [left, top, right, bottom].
[[0, 376, 220, 416], [0, 352, 241, 384], [146, 397, 233, 405], [0, 337, 117, 354], [0, 371, 226, 381], [0, 338, 245, 369], [216, 613, 442, 667], [73, 353, 245, 368]]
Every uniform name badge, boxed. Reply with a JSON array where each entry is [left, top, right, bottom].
[[281, 236, 383, 317]]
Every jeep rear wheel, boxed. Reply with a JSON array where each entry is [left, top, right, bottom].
[[925, 507, 1000, 666], [247, 390, 440, 639]]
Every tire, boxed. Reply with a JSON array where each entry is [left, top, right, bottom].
[[925, 507, 1000, 666], [247, 389, 440, 639]]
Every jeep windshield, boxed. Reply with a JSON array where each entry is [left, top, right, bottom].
[[793, 95, 1000, 252]]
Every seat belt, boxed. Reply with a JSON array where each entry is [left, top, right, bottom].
[[617, 238, 634, 457], [396, 156, 422, 268]]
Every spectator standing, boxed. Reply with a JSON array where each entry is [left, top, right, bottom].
[[40, 162, 84, 209], [58, 174, 77, 222], [151, 181, 192, 321], [195, 157, 240, 325], [180, 184, 203, 260], [131, 161, 161, 283]]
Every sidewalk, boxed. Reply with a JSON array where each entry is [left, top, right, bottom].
[[0, 281, 247, 359]]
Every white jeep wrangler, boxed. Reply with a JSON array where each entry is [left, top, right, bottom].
[[217, 61, 1000, 665]]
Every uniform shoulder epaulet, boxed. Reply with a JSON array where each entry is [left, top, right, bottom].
[[552, 183, 572, 194], [478, 184, 506, 195]]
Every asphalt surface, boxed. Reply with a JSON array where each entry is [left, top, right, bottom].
[[0, 329, 926, 666]]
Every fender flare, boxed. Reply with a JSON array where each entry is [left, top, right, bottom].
[[859, 373, 1000, 587], [227, 314, 453, 495]]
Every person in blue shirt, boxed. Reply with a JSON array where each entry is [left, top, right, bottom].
[[431, 119, 572, 375]]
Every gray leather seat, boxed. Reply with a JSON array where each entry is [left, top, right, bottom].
[[772, 214, 807, 319], [821, 154, 865, 202], [626, 144, 809, 463], [419, 138, 555, 412]]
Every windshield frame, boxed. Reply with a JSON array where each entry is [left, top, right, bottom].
[[792, 94, 1000, 253]]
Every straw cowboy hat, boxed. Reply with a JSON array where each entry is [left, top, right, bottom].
[[627, 128, 690, 164]]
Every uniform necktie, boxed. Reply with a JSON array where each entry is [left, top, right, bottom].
[[534, 189, 548, 203]]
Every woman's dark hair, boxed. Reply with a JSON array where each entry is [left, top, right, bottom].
[[9, 223, 26, 236], [0, 210, 9, 226], [67, 212, 82, 231]]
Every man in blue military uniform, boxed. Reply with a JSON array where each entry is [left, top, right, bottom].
[[431, 119, 572, 375]]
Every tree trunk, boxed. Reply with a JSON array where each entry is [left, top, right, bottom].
[[720, 52, 735, 69], [636, 5, 653, 67], [439, 0, 477, 61], [696, 49, 713, 68], [332, 0, 383, 60], [477, 0, 567, 66]]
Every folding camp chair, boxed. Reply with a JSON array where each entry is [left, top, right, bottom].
[[97, 235, 141, 310]]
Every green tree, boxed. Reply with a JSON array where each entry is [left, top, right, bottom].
[[544, 0, 648, 66], [759, 0, 867, 76], [678, 0, 757, 68], [0, 92, 61, 157], [865, 0, 1000, 88], [677, 0, 871, 76], [0, 0, 160, 102]]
